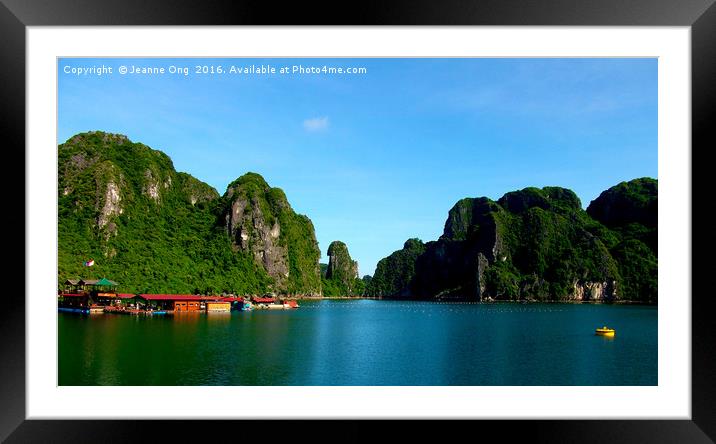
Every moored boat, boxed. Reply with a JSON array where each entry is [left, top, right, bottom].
[[58, 307, 89, 314], [595, 326, 615, 337]]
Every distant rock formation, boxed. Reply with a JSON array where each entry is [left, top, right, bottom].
[[322, 241, 362, 296], [367, 180, 657, 303]]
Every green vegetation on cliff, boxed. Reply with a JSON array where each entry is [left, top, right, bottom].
[[222, 172, 321, 295], [321, 241, 362, 296], [366, 239, 426, 298], [58, 131, 319, 295], [367, 180, 657, 303], [587, 178, 658, 303], [59, 132, 656, 302]]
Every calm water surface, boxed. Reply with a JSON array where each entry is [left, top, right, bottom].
[[59, 300, 657, 385]]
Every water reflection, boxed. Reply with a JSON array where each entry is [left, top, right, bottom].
[[58, 302, 657, 386]]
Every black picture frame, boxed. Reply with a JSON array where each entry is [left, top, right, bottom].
[[4, 0, 714, 442]]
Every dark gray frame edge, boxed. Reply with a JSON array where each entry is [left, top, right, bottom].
[[3, 0, 714, 442]]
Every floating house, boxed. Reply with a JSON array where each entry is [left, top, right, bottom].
[[135, 294, 234, 312], [78, 278, 119, 293], [58, 280, 269, 314], [57, 292, 90, 310], [58, 277, 121, 311], [136, 294, 203, 311], [62, 279, 81, 293], [60, 277, 118, 294]]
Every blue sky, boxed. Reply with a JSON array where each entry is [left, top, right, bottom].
[[58, 58, 657, 276]]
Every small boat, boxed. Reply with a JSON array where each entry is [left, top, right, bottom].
[[595, 326, 615, 337], [58, 307, 89, 314]]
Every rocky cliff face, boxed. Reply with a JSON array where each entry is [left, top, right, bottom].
[[322, 241, 360, 296], [178, 172, 218, 207], [568, 280, 619, 301], [366, 183, 653, 302], [223, 173, 321, 295], [326, 241, 358, 281], [587, 178, 658, 303], [58, 131, 319, 295], [366, 239, 426, 298], [60, 132, 191, 240]]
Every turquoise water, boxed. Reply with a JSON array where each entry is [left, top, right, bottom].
[[58, 300, 657, 385]]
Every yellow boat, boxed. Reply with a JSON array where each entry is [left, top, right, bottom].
[[595, 326, 615, 337]]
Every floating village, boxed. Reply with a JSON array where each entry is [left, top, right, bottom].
[[58, 278, 299, 315]]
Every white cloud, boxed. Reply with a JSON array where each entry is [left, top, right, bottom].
[[303, 116, 329, 132]]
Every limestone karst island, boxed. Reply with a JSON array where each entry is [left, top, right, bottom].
[[58, 131, 657, 315]]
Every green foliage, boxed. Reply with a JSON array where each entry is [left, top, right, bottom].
[[222, 171, 321, 295], [498, 186, 581, 216], [442, 197, 502, 241], [542, 186, 582, 211], [587, 177, 657, 230], [281, 213, 322, 294], [352, 277, 366, 296], [369, 181, 657, 303], [59, 132, 657, 302], [611, 239, 657, 303], [321, 276, 350, 297], [57, 132, 316, 295], [366, 238, 426, 297], [498, 187, 551, 214], [322, 241, 362, 296], [361, 275, 373, 294], [484, 261, 521, 300]]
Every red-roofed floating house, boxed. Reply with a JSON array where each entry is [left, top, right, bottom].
[[136, 294, 234, 312], [58, 278, 299, 314]]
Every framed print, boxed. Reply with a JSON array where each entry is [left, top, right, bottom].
[[5, 0, 715, 442]]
